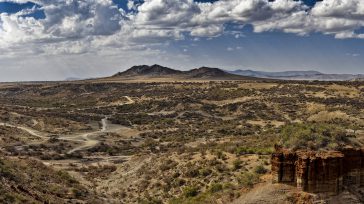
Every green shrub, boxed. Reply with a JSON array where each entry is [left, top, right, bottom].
[[0, 160, 14, 179], [279, 123, 350, 150], [215, 151, 227, 160], [254, 165, 267, 174], [56, 170, 78, 184], [208, 183, 223, 193], [238, 172, 259, 188], [233, 159, 242, 170], [183, 186, 199, 198], [199, 168, 212, 177], [185, 168, 200, 178], [235, 147, 273, 155]]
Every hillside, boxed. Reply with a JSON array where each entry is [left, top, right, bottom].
[[0, 154, 101, 203]]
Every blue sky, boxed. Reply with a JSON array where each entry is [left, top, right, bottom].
[[167, 25, 364, 73], [0, 0, 364, 81], [0, 1, 45, 18]]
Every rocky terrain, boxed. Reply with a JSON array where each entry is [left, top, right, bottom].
[[0, 68, 363, 203], [0, 153, 102, 203]]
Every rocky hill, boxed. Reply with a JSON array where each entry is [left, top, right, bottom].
[[112, 64, 257, 80], [185, 66, 240, 79], [114, 64, 183, 77]]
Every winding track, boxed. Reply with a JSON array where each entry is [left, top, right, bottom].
[[65, 117, 115, 154], [0, 118, 118, 154], [0, 122, 46, 139], [0, 96, 135, 154]]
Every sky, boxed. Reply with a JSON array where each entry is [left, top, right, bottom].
[[0, 0, 364, 81]]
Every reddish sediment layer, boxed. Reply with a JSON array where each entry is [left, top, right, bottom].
[[272, 147, 364, 196]]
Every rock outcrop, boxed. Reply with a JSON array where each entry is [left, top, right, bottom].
[[272, 147, 364, 197]]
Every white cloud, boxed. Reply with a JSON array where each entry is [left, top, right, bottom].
[[135, 0, 200, 27], [0, 0, 125, 52], [127, 0, 135, 10], [190, 24, 223, 37], [1, 0, 364, 54], [1, 0, 364, 80]]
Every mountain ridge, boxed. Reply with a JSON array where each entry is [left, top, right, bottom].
[[110, 65, 364, 81], [114, 64, 183, 77], [112, 64, 256, 80]]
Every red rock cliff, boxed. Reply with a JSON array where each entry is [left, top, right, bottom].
[[272, 147, 364, 196]]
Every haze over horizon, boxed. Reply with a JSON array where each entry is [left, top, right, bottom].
[[1, 0, 364, 81]]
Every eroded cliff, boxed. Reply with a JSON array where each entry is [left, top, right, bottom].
[[272, 147, 364, 198]]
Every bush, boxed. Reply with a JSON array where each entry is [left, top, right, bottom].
[[56, 170, 78, 184], [0, 160, 14, 180], [159, 159, 178, 171], [279, 123, 350, 150], [183, 186, 199, 198], [233, 159, 242, 170], [199, 168, 212, 177], [235, 147, 273, 155], [208, 183, 223, 193], [185, 168, 200, 178], [254, 165, 267, 174], [238, 172, 259, 188], [215, 151, 227, 160]]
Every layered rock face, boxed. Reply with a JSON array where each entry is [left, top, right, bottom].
[[272, 147, 364, 196]]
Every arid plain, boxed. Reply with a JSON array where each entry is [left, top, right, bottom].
[[1, 67, 364, 203]]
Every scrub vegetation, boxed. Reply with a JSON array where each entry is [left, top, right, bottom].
[[0, 78, 363, 203]]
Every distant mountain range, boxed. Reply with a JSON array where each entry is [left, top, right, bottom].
[[227, 69, 364, 81], [99, 64, 364, 82], [112, 64, 256, 80]]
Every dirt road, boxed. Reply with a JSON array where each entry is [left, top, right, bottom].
[[0, 96, 136, 154], [0, 118, 127, 154], [0, 122, 47, 139]]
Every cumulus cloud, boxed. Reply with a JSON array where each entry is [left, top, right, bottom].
[[130, 0, 364, 39], [1, 0, 364, 57], [0, 0, 126, 54], [135, 0, 200, 27]]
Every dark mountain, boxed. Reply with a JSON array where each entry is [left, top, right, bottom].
[[114, 64, 182, 77], [112, 65, 257, 80], [228, 69, 364, 81], [186, 67, 231, 78]]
